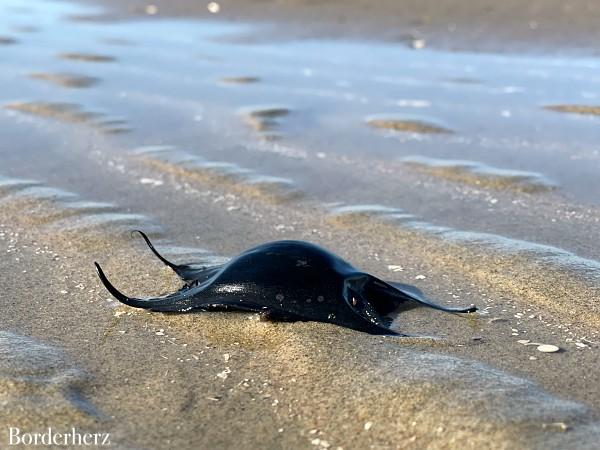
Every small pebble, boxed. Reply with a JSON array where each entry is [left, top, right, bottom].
[[537, 344, 560, 353], [207, 2, 220, 13], [364, 421, 373, 431]]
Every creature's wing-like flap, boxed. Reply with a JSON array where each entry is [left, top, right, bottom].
[[383, 281, 427, 302], [374, 278, 477, 313]]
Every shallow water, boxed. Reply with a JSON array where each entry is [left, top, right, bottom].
[[1, 0, 600, 203]]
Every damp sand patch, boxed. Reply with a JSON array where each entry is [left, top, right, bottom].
[[544, 104, 600, 116], [5, 101, 130, 134], [400, 155, 556, 193], [29, 72, 100, 88], [58, 52, 116, 63], [366, 114, 453, 134]]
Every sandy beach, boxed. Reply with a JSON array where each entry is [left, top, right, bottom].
[[1, 0, 599, 448]]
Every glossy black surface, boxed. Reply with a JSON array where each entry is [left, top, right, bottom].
[[95, 231, 476, 335]]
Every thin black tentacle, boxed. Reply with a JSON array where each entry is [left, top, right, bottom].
[[131, 230, 181, 272], [94, 262, 197, 311], [131, 229, 223, 284]]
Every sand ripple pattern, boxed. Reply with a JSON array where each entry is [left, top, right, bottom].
[[5, 101, 130, 133], [400, 155, 556, 192], [134, 145, 301, 202], [29, 72, 100, 88], [366, 114, 453, 134], [57, 52, 116, 63], [327, 202, 600, 330], [0, 175, 158, 233], [544, 104, 600, 116], [0, 331, 99, 426]]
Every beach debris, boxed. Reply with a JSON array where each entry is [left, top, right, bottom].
[[411, 38, 426, 50], [537, 344, 560, 353], [216, 367, 231, 380], [155, 329, 165, 336], [364, 421, 373, 431], [311, 438, 330, 448], [145, 4, 158, 15], [387, 265, 403, 272], [542, 422, 569, 432], [415, 274, 426, 280], [139, 177, 164, 187], [207, 2, 220, 14], [223, 353, 230, 362]]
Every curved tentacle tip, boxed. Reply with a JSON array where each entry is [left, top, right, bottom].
[[130, 229, 145, 239]]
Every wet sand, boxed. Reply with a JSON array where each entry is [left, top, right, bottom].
[[1, 0, 600, 448], [76, 0, 600, 54]]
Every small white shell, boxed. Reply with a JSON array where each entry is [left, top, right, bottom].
[[537, 344, 560, 353]]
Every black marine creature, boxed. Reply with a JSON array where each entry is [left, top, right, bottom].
[[95, 231, 476, 335]]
